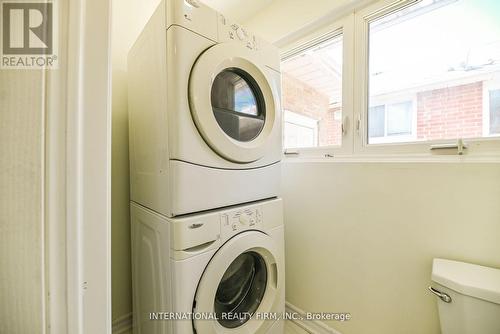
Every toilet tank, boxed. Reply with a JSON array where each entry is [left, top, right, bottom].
[[430, 259, 500, 334]]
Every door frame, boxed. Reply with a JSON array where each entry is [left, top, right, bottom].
[[46, 0, 112, 333]]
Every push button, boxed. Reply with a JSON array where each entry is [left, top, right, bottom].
[[239, 215, 248, 225]]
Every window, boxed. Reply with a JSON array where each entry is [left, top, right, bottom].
[[284, 110, 319, 148], [369, 101, 414, 142], [367, 0, 500, 145], [282, 34, 344, 149], [281, 0, 500, 157], [489, 89, 500, 135]]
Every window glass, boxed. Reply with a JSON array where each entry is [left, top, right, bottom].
[[387, 102, 412, 136], [490, 89, 500, 134], [368, 0, 500, 144], [283, 110, 318, 148], [282, 34, 343, 148], [211, 69, 265, 142], [369, 105, 385, 138]]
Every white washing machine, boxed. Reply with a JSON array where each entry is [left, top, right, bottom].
[[131, 198, 285, 334], [128, 0, 282, 217]]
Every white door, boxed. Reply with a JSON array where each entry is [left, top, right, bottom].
[[189, 43, 280, 163], [193, 231, 284, 334]]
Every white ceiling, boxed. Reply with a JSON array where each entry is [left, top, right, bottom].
[[200, 0, 274, 22]]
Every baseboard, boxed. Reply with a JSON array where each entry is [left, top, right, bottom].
[[112, 312, 133, 334], [285, 302, 342, 334]]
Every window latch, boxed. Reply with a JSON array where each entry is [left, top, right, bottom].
[[342, 116, 349, 136], [430, 139, 467, 155], [284, 148, 299, 156]]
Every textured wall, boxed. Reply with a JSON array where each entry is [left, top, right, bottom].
[[0, 70, 45, 333]]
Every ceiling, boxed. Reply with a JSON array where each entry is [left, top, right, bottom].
[[200, 0, 274, 22]]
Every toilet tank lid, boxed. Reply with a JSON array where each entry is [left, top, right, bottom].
[[432, 258, 500, 304]]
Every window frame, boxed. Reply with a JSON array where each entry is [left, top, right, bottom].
[[280, 0, 500, 160], [280, 14, 355, 158], [354, 0, 500, 157], [483, 75, 500, 138]]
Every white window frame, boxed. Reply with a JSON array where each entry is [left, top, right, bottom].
[[354, 0, 500, 157], [279, 0, 500, 160], [280, 14, 355, 158], [483, 74, 500, 138]]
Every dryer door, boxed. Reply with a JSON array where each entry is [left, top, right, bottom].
[[193, 231, 284, 334], [189, 43, 280, 163]]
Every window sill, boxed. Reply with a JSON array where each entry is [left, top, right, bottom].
[[282, 152, 500, 164]]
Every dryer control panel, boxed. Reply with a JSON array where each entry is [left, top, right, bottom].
[[217, 13, 258, 50], [220, 206, 263, 240]]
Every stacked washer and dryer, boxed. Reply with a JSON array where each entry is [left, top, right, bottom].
[[128, 0, 284, 333]]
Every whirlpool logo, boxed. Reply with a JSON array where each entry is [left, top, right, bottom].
[[1, 0, 58, 69]]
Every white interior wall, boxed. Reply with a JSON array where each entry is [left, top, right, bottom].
[[243, 0, 359, 44], [282, 162, 500, 334], [0, 71, 45, 333]]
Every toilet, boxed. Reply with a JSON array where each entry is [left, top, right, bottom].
[[430, 258, 500, 334]]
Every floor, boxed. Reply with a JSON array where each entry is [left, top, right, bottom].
[[285, 320, 310, 333], [120, 321, 309, 333]]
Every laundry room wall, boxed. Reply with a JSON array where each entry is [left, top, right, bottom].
[[281, 162, 500, 334], [242, 3, 500, 334], [243, 0, 374, 44]]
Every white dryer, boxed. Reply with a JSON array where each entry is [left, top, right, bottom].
[[128, 0, 282, 217], [131, 198, 285, 334]]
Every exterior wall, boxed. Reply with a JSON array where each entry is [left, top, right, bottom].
[[323, 106, 343, 146], [282, 73, 330, 121], [416, 81, 483, 140], [285, 76, 485, 145], [282, 73, 342, 146]]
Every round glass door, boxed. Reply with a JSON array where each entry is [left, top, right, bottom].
[[189, 43, 279, 162], [214, 251, 267, 328], [211, 68, 266, 142]]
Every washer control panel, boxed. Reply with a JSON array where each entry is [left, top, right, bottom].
[[220, 206, 263, 240]]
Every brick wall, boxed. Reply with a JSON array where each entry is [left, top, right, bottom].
[[282, 73, 342, 146], [416, 81, 483, 140], [322, 106, 342, 146], [282, 73, 329, 120], [284, 75, 485, 146]]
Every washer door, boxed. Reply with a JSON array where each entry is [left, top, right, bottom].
[[189, 43, 279, 163], [193, 231, 283, 334]]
